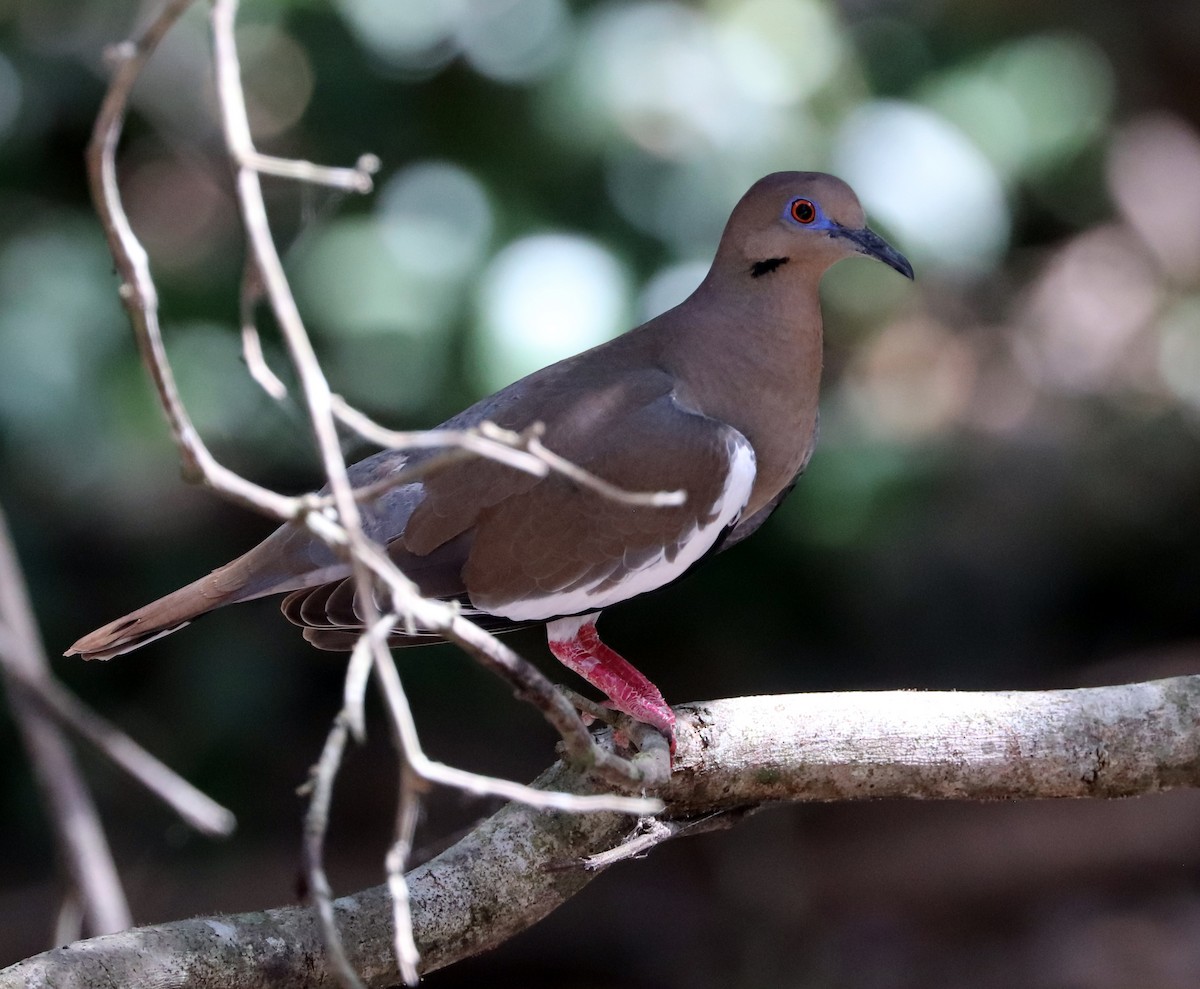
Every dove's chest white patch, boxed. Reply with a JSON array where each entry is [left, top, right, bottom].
[[488, 435, 757, 622]]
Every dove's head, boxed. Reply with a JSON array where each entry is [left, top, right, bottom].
[[716, 171, 913, 282]]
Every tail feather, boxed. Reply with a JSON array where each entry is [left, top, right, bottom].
[[66, 512, 359, 660], [65, 559, 283, 662], [66, 573, 241, 661]]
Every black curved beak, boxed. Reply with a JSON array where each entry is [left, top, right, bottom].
[[833, 225, 914, 280]]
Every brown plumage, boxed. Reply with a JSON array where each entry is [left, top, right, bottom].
[[68, 172, 912, 748]]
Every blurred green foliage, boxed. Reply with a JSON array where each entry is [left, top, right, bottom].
[[3, 0, 1200, 983]]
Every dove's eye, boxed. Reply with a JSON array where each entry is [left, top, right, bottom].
[[790, 199, 817, 224]]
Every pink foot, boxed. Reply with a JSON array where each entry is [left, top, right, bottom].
[[547, 613, 676, 756]]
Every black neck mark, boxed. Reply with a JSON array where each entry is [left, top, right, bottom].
[[750, 257, 789, 279]]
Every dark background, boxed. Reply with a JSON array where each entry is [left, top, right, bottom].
[[3, 0, 1200, 985]]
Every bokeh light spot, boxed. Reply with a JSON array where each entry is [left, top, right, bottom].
[[236, 23, 315, 138], [843, 317, 978, 441], [986, 33, 1113, 170], [638, 260, 708, 321], [292, 217, 457, 339], [376, 161, 493, 282], [0, 221, 125, 441], [458, 0, 569, 84], [919, 34, 1113, 182], [834, 100, 1009, 274], [1016, 225, 1160, 392], [717, 0, 842, 107], [919, 72, 1029, 180], [474, 234, 629, 392], [580, 2, 763, 158], [336, 0, 464, 73], [1157, 296, 1200, 410], [1108, 115, 1200, 282]]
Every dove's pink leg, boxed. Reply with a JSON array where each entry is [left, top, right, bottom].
[[547, 614, 676, 755]]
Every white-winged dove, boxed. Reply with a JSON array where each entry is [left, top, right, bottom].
[[68, 171, 912, 752]]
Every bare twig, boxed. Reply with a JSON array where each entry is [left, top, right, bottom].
[[238, 150, 379, 192], [367, 615, 663, 811], [90, 0, 675, 802], [385, 764, 423, 985], [330, 400, 686, 509], [52, 892, 85, 948], [301, 714, 366, 989], [240, 319, 288, 400], [83, 0, 674, 983], [341, 614, 387, 743], [5, 663, 235, 836], [211, 4, 422, 983], [521, 426, 686, 508], [0, 506, 131, 936], [577, 810, 745, 871], [238, 257, 289, 401], [206, 2, 668, 983], [297, 506, 667, 799], [330, 398, 549, 480], [85, 0, 298, 521]]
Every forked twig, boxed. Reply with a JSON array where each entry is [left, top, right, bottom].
[[330, 399, 686, 509], [206, 0, 665, 984], [85, 0, 670, 983], [301, 714, 367, 989], [240, 150, 379, 191], [86, 0, 297, 521], [5, 662, 235, 836], [0, 507, 131, 937]]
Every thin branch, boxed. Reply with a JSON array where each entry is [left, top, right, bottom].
[[296, 478, 671, 798], [211, 6, 424, 985], [301, 714, 366, 989], [8, 674, 1200, 987], [341, 614, 387, 743], [240, 320, 288, 400], [209, 0, 370, 589], [238, 150, 379, 192], [85, 0, 299, 521], [52, 892, 85, 948], [330, 398, 550, 481], [91, 0, 675, 808], [83, 2, 677, 984], [342, 528, 670, 792], [578, 815, 674, 868], [0, 506, 131, 936], [385, 764, 423, 986], [238, 257, 288, 401], [362, 614, 662, 812], [207, 5, 667, 985], [330, 401, 686, 510], [5, 663, 235, 837], [522, 428, 686, 508]]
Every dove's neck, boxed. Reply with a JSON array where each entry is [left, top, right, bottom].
[[652, 268, 827, 515]]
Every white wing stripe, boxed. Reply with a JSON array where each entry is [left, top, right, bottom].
[[493, 433, 757, 622]]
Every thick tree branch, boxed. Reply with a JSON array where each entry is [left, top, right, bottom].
[[5, 675, 1197, 987]]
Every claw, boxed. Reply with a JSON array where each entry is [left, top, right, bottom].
[[549, 624, 676, 764]]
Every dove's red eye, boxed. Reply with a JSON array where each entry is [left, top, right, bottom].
[[790, 199, 816, 224]]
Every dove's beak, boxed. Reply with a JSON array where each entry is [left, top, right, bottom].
[[834, 225, 914, 280]]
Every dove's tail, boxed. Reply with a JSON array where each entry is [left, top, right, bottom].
[[66, 569, 247, 661]]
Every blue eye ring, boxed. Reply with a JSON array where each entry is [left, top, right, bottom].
[[790, 198, 817, 224]]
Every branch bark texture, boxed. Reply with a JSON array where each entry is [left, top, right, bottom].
[[6, 675, 1198, 987]]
